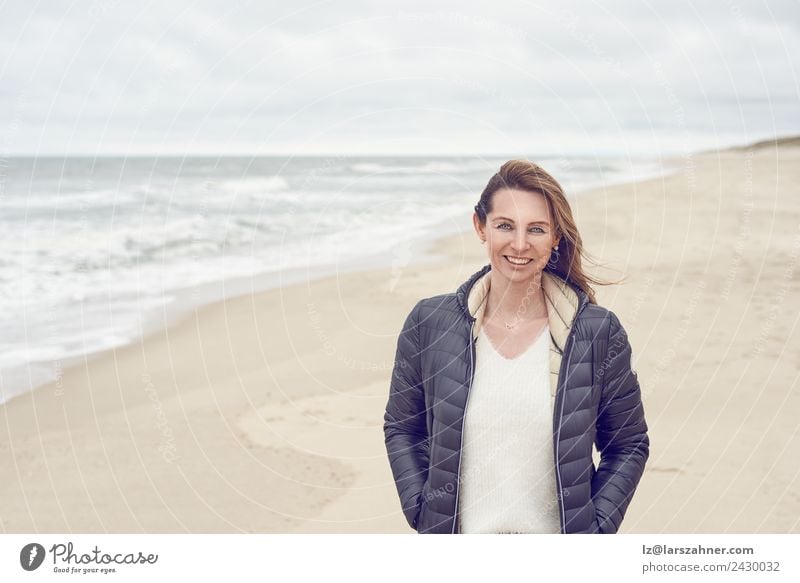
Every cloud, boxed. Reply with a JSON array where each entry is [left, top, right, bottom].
[[1, 0, 797, 155]]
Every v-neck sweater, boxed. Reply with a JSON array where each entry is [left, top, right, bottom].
[[457, 324, 562, 534]]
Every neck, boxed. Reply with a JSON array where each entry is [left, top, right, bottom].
[[485, 270, 547, 321]]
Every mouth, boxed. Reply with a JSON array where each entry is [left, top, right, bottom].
[[504, 255, 533, 266]]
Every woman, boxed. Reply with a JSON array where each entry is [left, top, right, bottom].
[[383, 159, 649, 534]]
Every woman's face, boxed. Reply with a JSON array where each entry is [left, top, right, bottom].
[[473, 187, 560, 284]]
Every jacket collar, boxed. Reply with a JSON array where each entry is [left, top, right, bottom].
[[456, 264, 588, 398]]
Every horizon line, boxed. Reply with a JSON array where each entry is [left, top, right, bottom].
[[3, 133, 797, 159]]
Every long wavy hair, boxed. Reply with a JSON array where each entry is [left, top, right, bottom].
[[474, 159, 623, 304]]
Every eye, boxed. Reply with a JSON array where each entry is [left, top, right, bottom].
[[496, 223, 512, 230], [529, 226, 545, 234]]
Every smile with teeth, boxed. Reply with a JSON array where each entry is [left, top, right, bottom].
[[504, 255, 533, 265]]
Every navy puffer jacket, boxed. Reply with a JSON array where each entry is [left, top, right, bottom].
[[383, 263, 650, 534]]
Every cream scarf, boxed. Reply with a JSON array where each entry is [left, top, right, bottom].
[[466, 269, 581, 400]]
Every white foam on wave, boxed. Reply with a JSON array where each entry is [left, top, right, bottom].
[[350, 159, 495, 175], [0, 188, 140, 211], [0, 155, 669, 405], [218, 175, 290, 194]]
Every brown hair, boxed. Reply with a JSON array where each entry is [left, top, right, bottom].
[[474, 159, 623, 304]]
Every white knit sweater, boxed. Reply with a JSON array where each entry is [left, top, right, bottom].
[[457, 324, 562, 534]]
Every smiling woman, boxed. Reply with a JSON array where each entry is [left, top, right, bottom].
[[383, 159, 650, 534]]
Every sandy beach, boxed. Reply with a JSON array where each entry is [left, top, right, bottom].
[[1, 141, 799, 534]]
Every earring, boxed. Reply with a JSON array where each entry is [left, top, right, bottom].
[[481, 239, 486, 244], [547, 245, 560, 267]]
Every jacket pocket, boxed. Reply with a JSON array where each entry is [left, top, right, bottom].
[[588, 498, 604, 534], [414, 500, 426, 532], [413, 480, 432, 532], [592, 508, 615, 534]]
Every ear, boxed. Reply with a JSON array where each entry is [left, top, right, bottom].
[[472, 212, 486, 242]]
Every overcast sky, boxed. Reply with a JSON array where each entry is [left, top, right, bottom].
[[1, 0, 798, 156]]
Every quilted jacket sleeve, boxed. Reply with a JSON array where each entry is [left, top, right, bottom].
[[591, 311, 650, 534], [383, 300, 430, 530]]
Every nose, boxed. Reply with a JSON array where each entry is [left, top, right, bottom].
[[510, 230, 530, 253]]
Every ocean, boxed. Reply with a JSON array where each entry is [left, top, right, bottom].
[[0, 154, 667, 404]]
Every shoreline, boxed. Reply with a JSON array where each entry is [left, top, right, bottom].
[[2, 142, 798, 533], [0, 155, 679, 408], [0, 216, 464, 407]]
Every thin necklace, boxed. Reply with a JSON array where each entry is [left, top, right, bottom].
[[490, 312, 543, 330]]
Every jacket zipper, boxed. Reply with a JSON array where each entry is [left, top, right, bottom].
[[451, 319, 476, 534], [553, 301, 587, 534], [451, 293, 587, 534], [553, 335, 572, 533]]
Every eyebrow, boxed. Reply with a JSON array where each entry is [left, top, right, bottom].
[[493, 217, 550, 226]]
